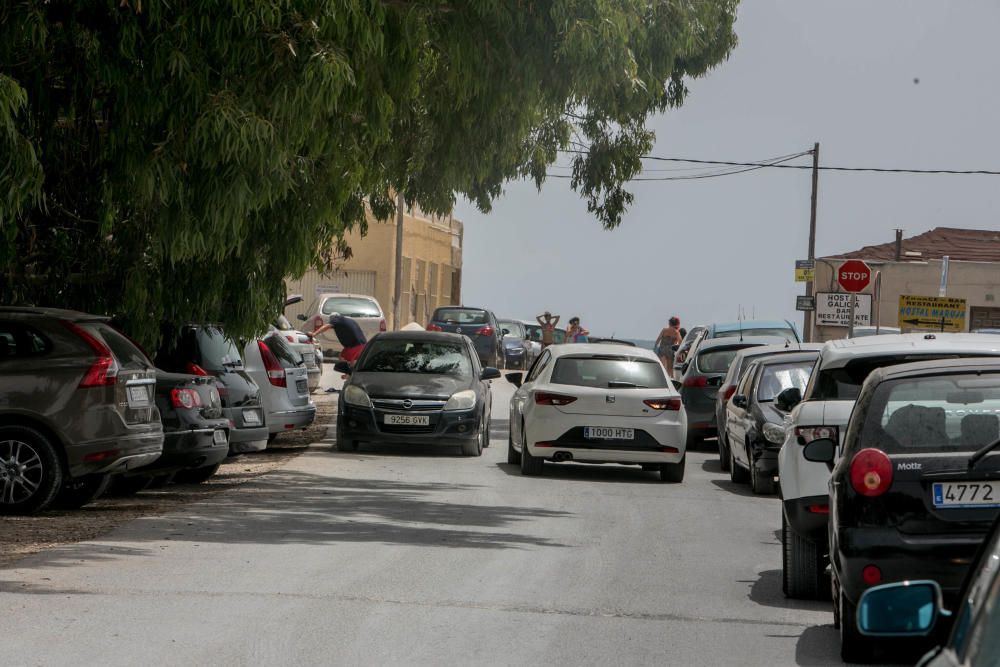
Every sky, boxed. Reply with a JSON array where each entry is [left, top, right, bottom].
[[454, 1, 1000, 340]]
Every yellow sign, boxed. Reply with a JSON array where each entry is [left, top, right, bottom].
[[794, 260, 815, 282], [898, 295, 967, 332]]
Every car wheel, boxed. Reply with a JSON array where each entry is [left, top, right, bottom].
[[462, 419, 484, 457], [729, 448, 749, 483], [0, 425, 63, 515], [108, 474, 154, 497], [839, 588, 875, 663], [783, 517, 825, 599], [173, 463, 222, 485], [718, 432, 731, 472], [53, 473, 111, 510], [267, 433, 278, 444], [520, 426, 544, 476], [482, 412, 490, 448], [659, 455, 685, 483], [507, 432, 521, 465], [750, 459, 775, 494], [335, 416, 356, 452]]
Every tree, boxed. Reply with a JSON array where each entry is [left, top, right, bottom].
[[0, 0, 738, 346]]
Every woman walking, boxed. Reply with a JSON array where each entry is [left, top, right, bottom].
[[656, 316, 683, 377]]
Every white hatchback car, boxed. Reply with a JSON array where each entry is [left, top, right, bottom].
[[506, 344, 687, 482], [778, 333, 1000, 600], [243, 333, 317, 443]]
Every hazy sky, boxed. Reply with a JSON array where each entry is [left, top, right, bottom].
[[455, 1, 1000, 340]]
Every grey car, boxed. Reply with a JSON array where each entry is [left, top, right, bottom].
[[0, 307, 164, 514], [499, 319, 532, 370]]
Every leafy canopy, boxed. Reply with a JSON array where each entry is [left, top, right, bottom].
[[0, 0, 738, 346]]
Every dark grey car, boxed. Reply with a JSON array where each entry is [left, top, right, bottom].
[[427, 306, 503, 369], [0, 307, 164, 514]]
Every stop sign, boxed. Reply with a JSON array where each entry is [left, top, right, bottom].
[[837, 259, 872, 293]]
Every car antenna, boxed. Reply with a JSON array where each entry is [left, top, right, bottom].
[[738, 307, 744, 342]]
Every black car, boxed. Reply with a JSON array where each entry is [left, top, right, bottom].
[[499, 319, 531, 370], [724, 351, 818, 494], [335, 331, 500, 456], [110, 370, 231, 494], [804, 358, 1000, 663], [155, 324, 268, 454], [427, 306, 503, 369]]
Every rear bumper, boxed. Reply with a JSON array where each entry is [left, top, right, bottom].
[[125, 425, 230, 475], [526, 426, 685, 464], [67, 427, 165, 478], [266, 405, 317, 435], [783, 495, 830, 543]]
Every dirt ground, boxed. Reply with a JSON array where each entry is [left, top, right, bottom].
[[0, 397, 336, 569]]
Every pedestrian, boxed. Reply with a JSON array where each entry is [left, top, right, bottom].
[[308, 311, 367, 363], [535, 311, 561, 348], [565, 317, 589, 343], [656, 316, 683, 376]]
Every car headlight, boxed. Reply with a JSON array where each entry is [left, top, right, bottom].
[[444, 389, 477, 411], [343, 385, 372, 408], [763, 422, 787, 445]]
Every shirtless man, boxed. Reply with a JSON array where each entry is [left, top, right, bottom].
[[656, 316, 683, 377], [536, 311, 560, 348]]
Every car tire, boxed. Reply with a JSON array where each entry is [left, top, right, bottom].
[[335, 416, 356, 452], [520, 427, 544, 476], [462, 420, 484, 457], [108, 474, 154, 497], [729, 448, 749, 483], [482, 412, 490, 448], [507, 433, 521, 465], [750, 460, 776, 494], [267, 433, 278, 444], [718, 432, 731, 472], [783, 514, 825, 600], [0, 425, 63, 515], [173, 463, 222, 485], [53, 473, 111, 510], [659, 455, 685, 483], [839, 588, 875, 664]]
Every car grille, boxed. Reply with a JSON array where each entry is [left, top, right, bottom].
[[372, 398, 447, 411]]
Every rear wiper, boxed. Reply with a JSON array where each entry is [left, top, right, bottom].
[[607, 381, 647, 389], [968, 438, 1000, 469]]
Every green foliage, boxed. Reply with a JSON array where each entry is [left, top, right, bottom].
[[0, 0, 738, 347]]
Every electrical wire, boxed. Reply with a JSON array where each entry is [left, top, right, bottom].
[[547, 150, 813, 181]]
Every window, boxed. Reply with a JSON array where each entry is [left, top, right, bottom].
[[501, 322, 525, 338], [811, 354, 961, 401], [736, 362, 758, 397], [551, 356, 668, 389], [433, 308, 488, 325], [0, 322, 50, 360], [84, 324, 151, 370], [263, 333, 303, 368], [321, 297, 382, 318], [357, 340, 471, 376], [527, 350, 551, 382], [715, 327, 796, 341], [195, 327, 244, 372], [696, 347, 751, 374], [756, 361, 813, 402]]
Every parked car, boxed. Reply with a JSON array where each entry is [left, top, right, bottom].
[[518, 320, 543, 364], [678, 336, 788, 448], [155, 324, 269, 454], [723, 351, 818, 493], [715, 343, 824, 471], [850, 325, 902, 337], [243, 333, 317, 442], [804, 358, 1000, 662], [276, 294, 322, 393], [506, 343, 687, 482], [335, 331, 498, 456], [0, 307, 164, 514], [301, 293, 386, 358], [111, 370, 230, 494], [427, 306, 503, 368], [524, 322, 567, 346], [857, 515, 1000, 666], [499, 319, 532, 370], [777, 333, 1000, 601], [704, 319, 800, 343]]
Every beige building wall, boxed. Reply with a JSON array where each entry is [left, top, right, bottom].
[[284, 206, 463, 330], [811, 257, 1000, 341]]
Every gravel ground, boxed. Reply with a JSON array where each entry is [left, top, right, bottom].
[[0, 395, 337, 569]]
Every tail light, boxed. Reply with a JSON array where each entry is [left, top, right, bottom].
[[850, 448, 893, 497], [534, 392, 577, 406], [170, 388, 202, 409], [644, 398, 682, 411], [476, 326, 495, 337], [62, 321, 119, 387], [683, 376, 708, 388], [862, 565, 883, 585], [795, 425, 838, 445], [257, 340, 287, 387], [427, 323, 443, 332], [185, 362, 209, 377], [722, 385, 737, 402], [286, 335, 295, 343], [379, 318, 387, 332]]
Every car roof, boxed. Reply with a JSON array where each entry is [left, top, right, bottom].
[[867, 356, 1000, 383], [318, 293, 379, 301], [732, 342, 824, 360], [370, 331, 469, 343], [819, 333, 1000, 369], [546, 343, 660, 362], [752, 351, 821, 366], [434, 305, 490, 312], [695, 336, 791, 352], [710, 319, 794, 333], [0, 306, 109, 322]]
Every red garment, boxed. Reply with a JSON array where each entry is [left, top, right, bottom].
[[341, 344, 366, 362]]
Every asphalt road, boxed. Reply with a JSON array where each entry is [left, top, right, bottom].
[[0, 380, 846, 666]]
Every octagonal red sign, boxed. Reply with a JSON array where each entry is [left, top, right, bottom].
[[837, 260, 872, 293]]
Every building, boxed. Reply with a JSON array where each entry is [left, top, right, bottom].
[[284, 206, 463, 330], [810, 227, 1000, 341]]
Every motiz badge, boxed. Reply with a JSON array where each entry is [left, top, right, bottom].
[[897, 462, 922, 471]]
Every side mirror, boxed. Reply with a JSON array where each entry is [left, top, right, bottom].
[[296, 314, 308, 322], [333, 360, 352, 375], [802, 438, 836, 464], [775, 387, 802, 412], [858, 581, 944, 637], [732, 394, 749, 409], [481, 367, 501, 381], [506, 372, 523, 387]]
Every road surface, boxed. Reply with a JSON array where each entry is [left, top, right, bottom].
[[0, 380, 844, 666]]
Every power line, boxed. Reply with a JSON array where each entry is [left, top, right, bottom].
[[547, 151, 812, 181]]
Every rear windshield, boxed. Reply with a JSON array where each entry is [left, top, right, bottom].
[[810, 354, 963, 401], [551, 356, 668, 389], [863, 373, 1000, 452], [757, 361, 814, 402], [85, 324, 152, 370], [696, 347, 752, 375], [433, 308, 488, 325], [321, 297, 381, 318], [263, 333, 302, 368], [195, 327, 244, 372], [716, 327, 796, 341], [358, 340, 472, 376]]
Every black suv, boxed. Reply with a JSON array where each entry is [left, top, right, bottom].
[[0, 307, 164, 514], [427, 306, 502, 368], [805, 358, 1000, 663]]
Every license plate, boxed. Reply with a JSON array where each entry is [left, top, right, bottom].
[[584, 427, 635, 440], [126, 385, 149, 407], [385, 414, 430, 426], [243, 409, 262, 426], [296, 379, 308, 393], [932, 482, 1000, 508], [303, 352, 315, 365], [212, 429, 228, 446]]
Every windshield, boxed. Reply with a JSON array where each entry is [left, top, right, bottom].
[[263, 333, 302, 368], [433, 308, 488, 325], [811, 354, 963, 401], [715, 327, 796, 341], [757, 361, 813, 402], [195, 327, 243, 371], [696, 347, 753, 375], [358, 340, 472, 376], [863, 373, 1000, 452], [501, 322, 525, 338], [551, 356, 668, 389], [321, 297, 381, 318]]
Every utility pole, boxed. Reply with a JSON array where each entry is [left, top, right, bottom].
[[803, 142, 820, 342], [392, 191, 404, 330]]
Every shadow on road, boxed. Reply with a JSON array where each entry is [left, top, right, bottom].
[[793, 625, 843, 666], [493, 461, 662, 484], [701, 458, 723, 474], [744, 569, 831, 613], [710, 478, 764, 498]]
